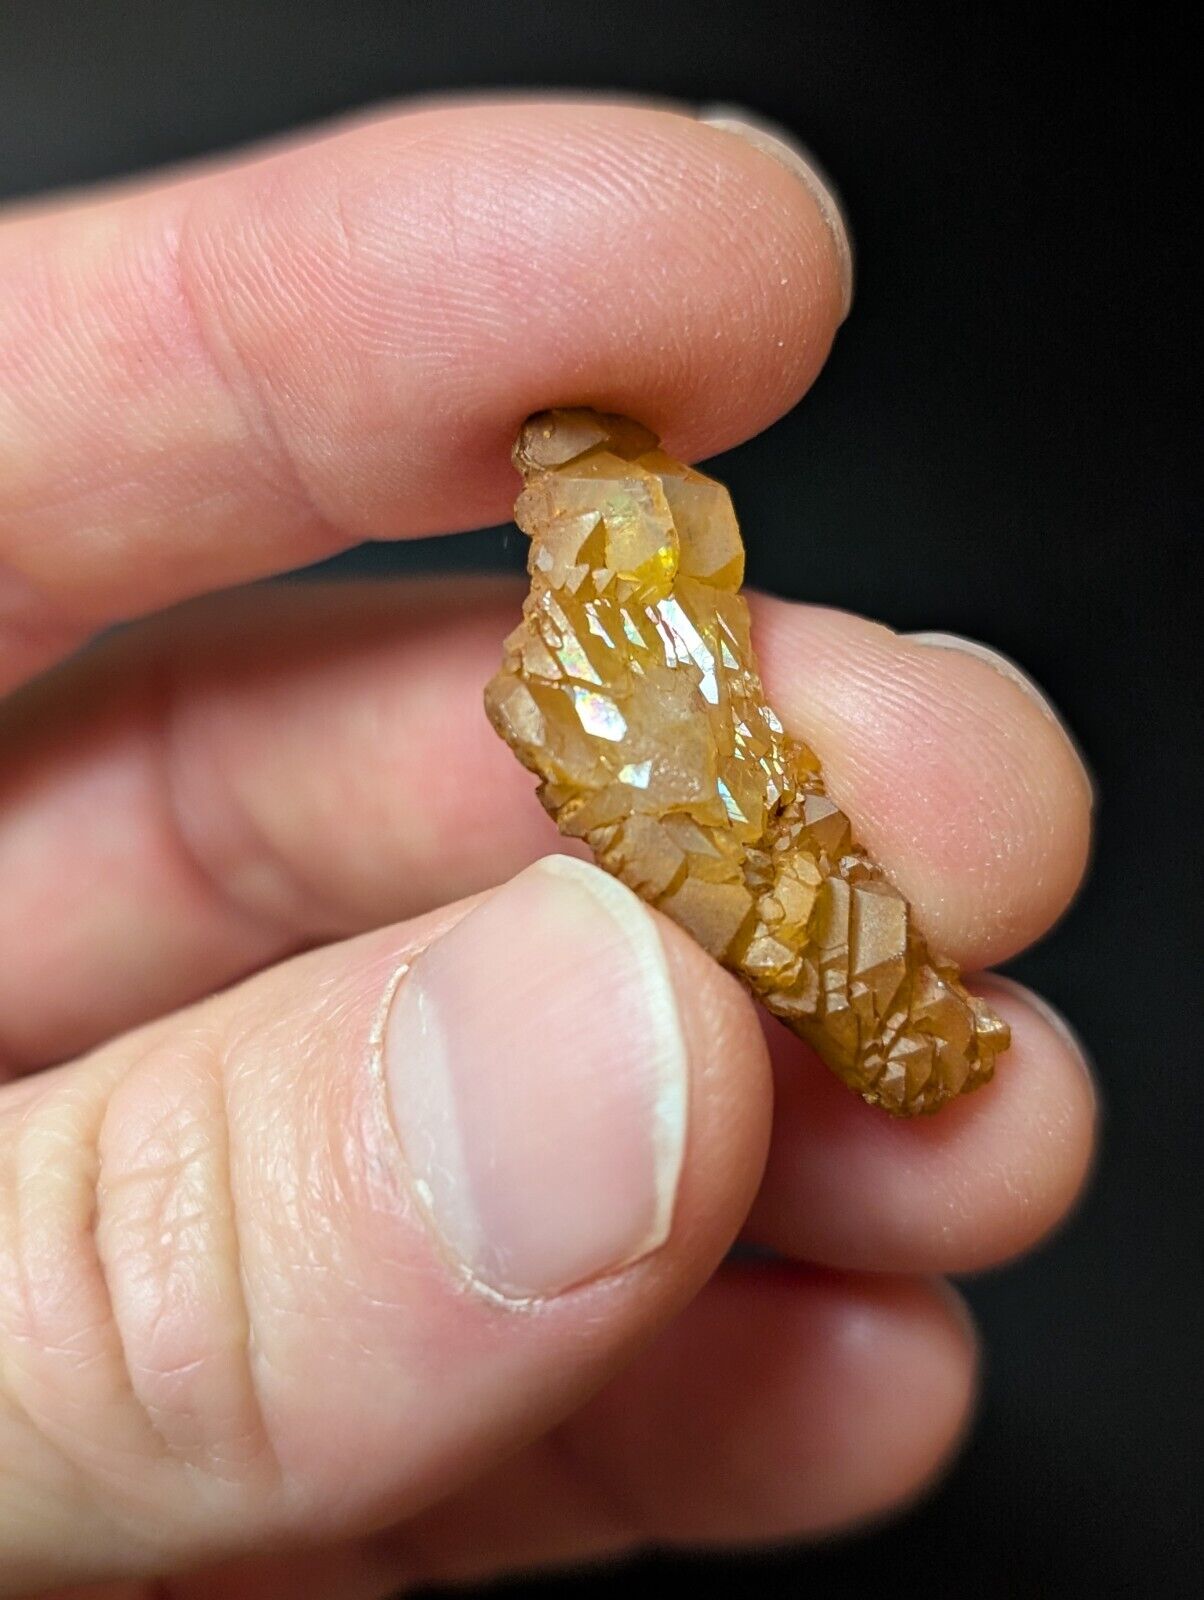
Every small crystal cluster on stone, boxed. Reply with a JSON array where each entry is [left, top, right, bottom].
[[485, 409, 1009, 1114]]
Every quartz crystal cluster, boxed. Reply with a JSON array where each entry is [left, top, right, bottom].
[[485, 410, 1009, 1114]]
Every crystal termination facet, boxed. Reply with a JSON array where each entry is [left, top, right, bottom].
[[485, 410, 1009, 1114]]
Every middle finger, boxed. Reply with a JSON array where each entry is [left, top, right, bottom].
[[0, 575, 1090, 1071]]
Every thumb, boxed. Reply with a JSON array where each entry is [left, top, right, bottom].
[[0, 856, 771, 1593]]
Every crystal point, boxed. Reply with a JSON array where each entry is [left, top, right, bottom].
[[485, 409, 1009, 1114]]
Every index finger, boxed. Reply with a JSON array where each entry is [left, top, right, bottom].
[[0, 98, 848, 692]]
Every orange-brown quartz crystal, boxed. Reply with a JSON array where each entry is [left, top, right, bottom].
[[485, 410, 1009, 1114]]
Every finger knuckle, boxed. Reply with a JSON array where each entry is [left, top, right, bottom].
[[0, 1026, 280, 1544], [96, 1025, 280, 1487]]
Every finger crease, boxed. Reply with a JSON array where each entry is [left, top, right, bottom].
[[0, 1063, 181, 1564], [212, 1043, 285, 1488], [172, 195, 350, 557], [152, 653, 325, 957]]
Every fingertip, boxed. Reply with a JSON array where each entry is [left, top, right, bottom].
[[731, 1267, 979, 1538], [817, 1270, 978, 1529], [749, 977, 1097, 1275], [697, 106, 854, 322], [753, 598, 1094, 965], [968, 976, 1100, 1250], [582, 1264, 977, 1544]]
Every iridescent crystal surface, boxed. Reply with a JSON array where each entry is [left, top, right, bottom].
[[485, 410, 1009, 1114]]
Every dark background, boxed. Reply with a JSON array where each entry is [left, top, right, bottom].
[[0, 3, 1197, 1596]]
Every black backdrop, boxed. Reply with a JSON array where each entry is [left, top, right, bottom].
[[0, 4, 1198, 1597]]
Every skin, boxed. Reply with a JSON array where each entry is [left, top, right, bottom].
[[0, 100, 1096, 1598]]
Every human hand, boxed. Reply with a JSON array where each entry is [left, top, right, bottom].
[[0, 100, 1095, 1598]]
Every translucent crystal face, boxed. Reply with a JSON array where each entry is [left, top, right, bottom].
[[486, 409, 1009, 1115]]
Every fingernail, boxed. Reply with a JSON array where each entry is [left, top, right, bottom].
[[907, 632, 1060, 719], [383, 855, 689, 1302], [698, 105, 854, 320]]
